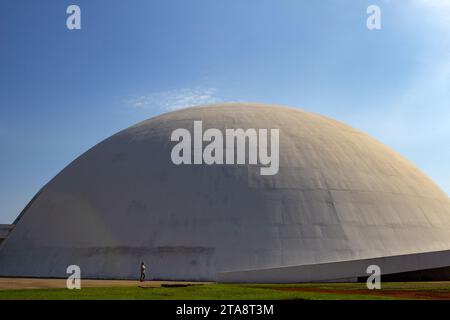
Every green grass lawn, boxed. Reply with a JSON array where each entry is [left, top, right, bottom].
[[2, 282, 450, 300]]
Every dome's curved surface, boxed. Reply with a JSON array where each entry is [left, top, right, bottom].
[[1, 103, 450, 281]]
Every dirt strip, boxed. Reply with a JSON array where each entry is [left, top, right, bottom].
[[271, 286, 450, 300]]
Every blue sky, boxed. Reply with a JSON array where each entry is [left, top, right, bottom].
[[1, 0, 449, 223]]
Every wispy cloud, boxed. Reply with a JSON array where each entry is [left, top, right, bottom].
[[126, 87, 220, 111]]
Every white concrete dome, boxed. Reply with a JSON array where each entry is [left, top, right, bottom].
[[1, 103, 450, 281]]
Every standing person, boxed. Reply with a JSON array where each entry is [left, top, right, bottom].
[[140, 261, 146, 282]]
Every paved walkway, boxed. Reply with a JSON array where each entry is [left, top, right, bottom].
[[0, 277, 211, 290]]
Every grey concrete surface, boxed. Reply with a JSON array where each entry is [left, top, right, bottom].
[[0, 225, 13, 247], [217, 249, 450, 283], [1, 103, 450, 281], [0, 225, 13, 239]]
